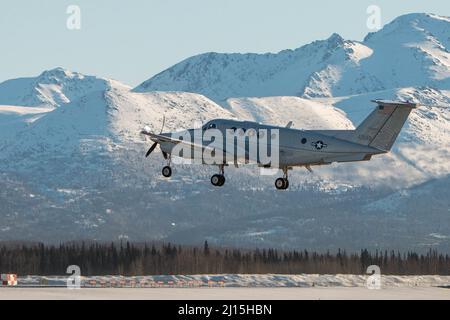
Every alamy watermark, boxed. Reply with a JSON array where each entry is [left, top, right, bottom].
[[366, 5, 382, 30], [66, 265, 81, 289], [366, 265, 381, 290], [66, 5, 81, 30], [154, 124, 281, 175]]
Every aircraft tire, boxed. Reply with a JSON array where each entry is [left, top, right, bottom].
[[211, 174, 225, 187], [218, 175, 225, 186], [162, 166, 172, 178], [275, 178, 288, 190]]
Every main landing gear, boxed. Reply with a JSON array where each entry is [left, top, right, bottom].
[[275, 167, 290, 190], [160, 159, 292, 190], [211, 164, 226, 187]]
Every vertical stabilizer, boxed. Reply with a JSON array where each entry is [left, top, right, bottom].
[[345, 100, 417, 151]]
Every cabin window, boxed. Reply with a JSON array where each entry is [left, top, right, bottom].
[[237, 128, 246, 136], [208, 123, 217, 129], [247, 129, 256, 137], [301, 138, 307, 144]]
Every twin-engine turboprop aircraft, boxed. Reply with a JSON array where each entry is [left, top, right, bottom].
[[141, 100, 417, 190]]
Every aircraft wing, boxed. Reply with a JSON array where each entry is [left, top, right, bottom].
[[141, 130, 252, 164], [141, 130, 182, 144]]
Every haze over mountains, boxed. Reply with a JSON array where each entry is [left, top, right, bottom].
[[0, 13, 449, 251]]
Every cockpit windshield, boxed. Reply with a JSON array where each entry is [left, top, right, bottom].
[[203, 122, 217, 130]]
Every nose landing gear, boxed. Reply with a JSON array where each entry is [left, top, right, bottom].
[[161, 154, 172, 178]]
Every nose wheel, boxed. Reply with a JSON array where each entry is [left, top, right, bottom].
[[211, 164, 226, 187], [275, 167, 290, 190], [161, 154, 172, 178], [162, 166, 172, 178]]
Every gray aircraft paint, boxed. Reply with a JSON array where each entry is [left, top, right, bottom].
[[143, 100, 416, 169]]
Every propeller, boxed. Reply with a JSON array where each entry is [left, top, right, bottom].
[[143, 115, 167, 158], [145, 142, 158, 158]]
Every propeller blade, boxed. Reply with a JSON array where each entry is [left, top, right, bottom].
[[145, 142, 158, 158]]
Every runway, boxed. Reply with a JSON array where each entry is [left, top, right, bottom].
[[0, 287, 449, 300]]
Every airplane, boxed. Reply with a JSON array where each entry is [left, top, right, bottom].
[[141, 100, 417, 190]]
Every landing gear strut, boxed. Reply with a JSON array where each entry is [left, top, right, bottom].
[[275, 167, 290, 190], [161, 155, 172, 178], [211, 164, 226, 187]]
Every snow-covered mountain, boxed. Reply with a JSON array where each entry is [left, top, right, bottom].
[[0, 67, 112, 108], [135, 13, 450, 103], [0, 13, 449, 251]]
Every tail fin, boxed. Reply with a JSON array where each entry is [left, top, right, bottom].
[[347, 100, 417, 151]]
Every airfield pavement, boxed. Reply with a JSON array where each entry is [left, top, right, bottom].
[[0, 286, 449, 300]]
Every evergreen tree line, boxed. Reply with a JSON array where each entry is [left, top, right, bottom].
[[0, 241, 449, 276]]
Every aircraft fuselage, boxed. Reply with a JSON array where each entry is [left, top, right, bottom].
[[158, 119, 383, 168], [142, 100, 416, 189]]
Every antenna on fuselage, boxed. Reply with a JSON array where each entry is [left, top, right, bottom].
[[160, 114, 166, 134]]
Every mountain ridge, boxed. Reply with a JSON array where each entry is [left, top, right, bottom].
[[134, 13, 450, 103], [0, 67, 119, 108]]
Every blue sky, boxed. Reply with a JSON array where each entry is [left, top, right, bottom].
[[0, 0, 449, 86]]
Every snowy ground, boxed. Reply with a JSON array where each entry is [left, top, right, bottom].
[[0, 287, 448, 300], [13, 274, 450, 288], [2, 274, 449, 299]]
